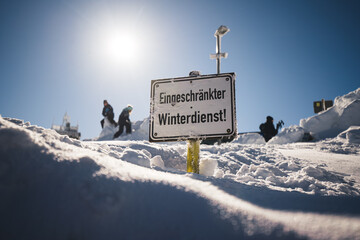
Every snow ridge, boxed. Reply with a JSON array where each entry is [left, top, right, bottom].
[[300, 88, 360, 140], [1, 89, 360, 239], [1, 115, 360, 240]]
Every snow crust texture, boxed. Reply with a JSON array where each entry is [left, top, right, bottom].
[[1, 115, 360, 240], [1, 89, 360, 240]]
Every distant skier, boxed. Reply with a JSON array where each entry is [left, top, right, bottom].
[[259, 116, 284, 142], [101, 100, 117, 128], [113, 105, 133, 139]]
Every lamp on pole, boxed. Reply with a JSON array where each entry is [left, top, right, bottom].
[[210, 25, 230, 74]]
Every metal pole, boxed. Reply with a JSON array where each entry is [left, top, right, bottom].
[[322, 99, 326, 111], [210, 25, 229, 75], [216, 35, 221, 74]]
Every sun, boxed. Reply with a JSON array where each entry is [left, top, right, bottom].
[[98, 28, 140, 66]]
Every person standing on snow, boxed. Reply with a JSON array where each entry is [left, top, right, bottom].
[[101, 100, 117, 128], [113, 105, 133, 139], [259, 116, 284, 142]]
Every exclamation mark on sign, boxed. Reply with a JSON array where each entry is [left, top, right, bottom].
[[223, 109, 226, 121]]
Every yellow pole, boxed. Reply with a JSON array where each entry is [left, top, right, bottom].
[[187, 139, 200, 174]]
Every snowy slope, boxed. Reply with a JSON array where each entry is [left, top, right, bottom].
[[1, 115, 360, 240], [299, 88, 360, 139], [1, 88, 360, 240]]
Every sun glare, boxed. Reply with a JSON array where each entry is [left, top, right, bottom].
[[103, 33, 138, 61], [82, 7, 153, 73], [96, 27, 141, 67]]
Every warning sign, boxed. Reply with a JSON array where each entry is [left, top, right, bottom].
[[149, 73, 236, 142]]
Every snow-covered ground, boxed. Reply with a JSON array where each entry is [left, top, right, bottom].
[[1, 88, 359, 240]]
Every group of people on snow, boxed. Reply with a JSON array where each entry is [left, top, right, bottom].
[[101, 100, 133, 139]]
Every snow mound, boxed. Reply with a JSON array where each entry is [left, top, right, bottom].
[[233, 132, 266, 144], [95, 117, 149, 141], [96, 118, 117, 140], [150, 155, 165, 169], [268, 125, 305, 144], [300, 88, 360, 139], [337, 126, 360, 144], [1, 116, 360, 240], [266, 88, 360, 144], [116, 117, 149, 141], [199, 158, 218, 176]]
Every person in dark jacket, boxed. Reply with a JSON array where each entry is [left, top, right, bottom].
[[259, 116, 283, 142], [113, 105, 133, 139], [101, 100, 117, 128]]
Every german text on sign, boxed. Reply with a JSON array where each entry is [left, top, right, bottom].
[[149, 73, 236, 142]]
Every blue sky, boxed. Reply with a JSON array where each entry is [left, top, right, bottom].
[[1, 0, 359, 139]]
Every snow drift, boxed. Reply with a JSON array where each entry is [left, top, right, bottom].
[[1, 88, 360, 239], [300, 88, 360, 140], [259, 88, 360, 144], [1, 114, 360, 240], [95, 117, 149, 141], [337, 126, 360, 144]]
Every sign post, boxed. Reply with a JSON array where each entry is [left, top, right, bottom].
[[149, 73, 236, 173], [187, 139, 200, 173]]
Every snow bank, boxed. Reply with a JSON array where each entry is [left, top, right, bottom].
[[96, 118, 117, 140], [264, 88, 360, 144], [268, 125, 305, 144], [337, 126, 360, 144], [95, 117, 149, 141], [1, 116, 360, 240], [233, 132, 266, 144], [117, 117, 149, 141], [300, 88, 360, 139]]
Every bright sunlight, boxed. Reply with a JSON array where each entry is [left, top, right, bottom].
[[99, 30, 140, 65], [81, 6, 153, 75], [99, 28, 140, 66]]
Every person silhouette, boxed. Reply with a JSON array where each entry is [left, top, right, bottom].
[[259, 116, 283, 142], [113, 105, 133, 139], [101, 100, 117, 128]]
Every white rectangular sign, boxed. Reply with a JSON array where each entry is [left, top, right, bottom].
[[149, 73, 236, 142]]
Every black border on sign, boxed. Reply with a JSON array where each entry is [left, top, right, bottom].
[[149, 73, 236, 142]]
